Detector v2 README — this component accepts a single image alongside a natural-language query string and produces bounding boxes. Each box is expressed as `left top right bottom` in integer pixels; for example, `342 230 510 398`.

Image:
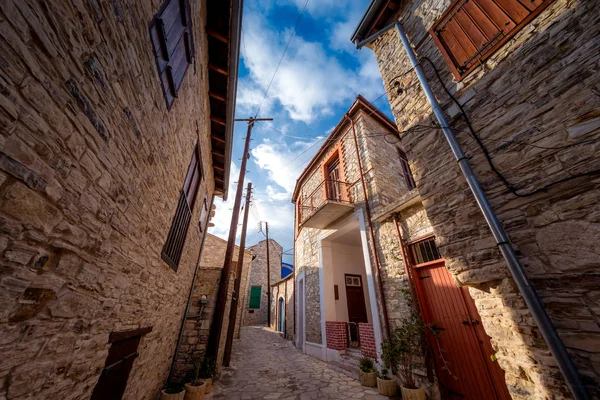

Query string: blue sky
208 0 393 266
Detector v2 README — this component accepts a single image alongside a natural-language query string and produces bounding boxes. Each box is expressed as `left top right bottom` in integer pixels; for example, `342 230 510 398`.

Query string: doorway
326 154 342 201
345 274 368 324
278 297 285 333
91 327 152 400
409 237 510 399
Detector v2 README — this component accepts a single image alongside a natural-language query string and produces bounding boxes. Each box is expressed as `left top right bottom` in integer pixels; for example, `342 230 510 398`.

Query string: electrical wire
253 0 310 119
418 56 600 197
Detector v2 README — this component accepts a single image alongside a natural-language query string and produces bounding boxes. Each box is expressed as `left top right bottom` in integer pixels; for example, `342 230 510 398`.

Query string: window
397 148 416 190
430 0 556 81
249 286 262 309
149 0 194 108
409 237 442 265
198 196 208 235
162 145 202 270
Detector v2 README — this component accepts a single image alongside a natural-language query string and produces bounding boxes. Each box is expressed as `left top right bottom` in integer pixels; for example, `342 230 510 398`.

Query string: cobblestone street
209 326 390 400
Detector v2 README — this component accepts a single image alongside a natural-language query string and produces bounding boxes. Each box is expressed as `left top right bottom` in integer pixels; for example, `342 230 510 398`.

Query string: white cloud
240 9 383 123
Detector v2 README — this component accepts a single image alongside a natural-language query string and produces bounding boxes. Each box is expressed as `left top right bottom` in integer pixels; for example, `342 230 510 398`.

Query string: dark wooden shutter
398 148 416 190
149 0 194 108
162 145 203 271
430 0 556 80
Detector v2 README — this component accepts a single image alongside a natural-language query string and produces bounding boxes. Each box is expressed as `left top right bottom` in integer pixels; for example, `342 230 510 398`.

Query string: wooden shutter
430 0 556 80
149 0 194 108
162 146 202 271
249 286 261 309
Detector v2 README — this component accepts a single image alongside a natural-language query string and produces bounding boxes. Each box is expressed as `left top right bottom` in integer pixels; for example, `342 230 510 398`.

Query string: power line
254 0 310 118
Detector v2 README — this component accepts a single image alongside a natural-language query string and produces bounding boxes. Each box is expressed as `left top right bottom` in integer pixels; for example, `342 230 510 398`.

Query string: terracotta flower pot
200 378 212 394
359 370 377 387
401 386 426 400
376 377 398 397
184 381 206 400
160 389 185 400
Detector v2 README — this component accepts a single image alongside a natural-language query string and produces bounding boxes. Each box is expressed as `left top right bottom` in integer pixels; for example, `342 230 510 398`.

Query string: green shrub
359 356 375 372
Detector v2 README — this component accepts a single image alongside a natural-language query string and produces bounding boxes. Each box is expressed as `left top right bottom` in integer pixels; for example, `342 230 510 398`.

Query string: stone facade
354 0 600 398
243 239 283 327
172 234 252 381
270 275 295 340
0 1 239 399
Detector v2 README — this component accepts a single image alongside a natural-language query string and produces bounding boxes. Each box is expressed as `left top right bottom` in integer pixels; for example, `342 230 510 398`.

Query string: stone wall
270 275 295 340
368 0 600 397
172 234 251 381
243 239 282 327
0 0 223 399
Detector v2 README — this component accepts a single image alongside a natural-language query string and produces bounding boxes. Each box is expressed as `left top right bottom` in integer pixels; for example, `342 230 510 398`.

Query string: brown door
413 261 511 399
345 274 368 324
327 156 341 201
91 333 143 400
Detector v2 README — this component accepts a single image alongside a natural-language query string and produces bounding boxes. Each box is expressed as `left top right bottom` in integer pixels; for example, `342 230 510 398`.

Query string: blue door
278 298 285 332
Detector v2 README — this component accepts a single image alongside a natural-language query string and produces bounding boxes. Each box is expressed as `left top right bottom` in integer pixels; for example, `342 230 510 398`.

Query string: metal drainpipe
168 194 215 382
346 114 391 338
356 21 588 400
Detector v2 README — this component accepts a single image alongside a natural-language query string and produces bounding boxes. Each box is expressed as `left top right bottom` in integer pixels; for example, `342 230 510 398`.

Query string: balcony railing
299 179 355 227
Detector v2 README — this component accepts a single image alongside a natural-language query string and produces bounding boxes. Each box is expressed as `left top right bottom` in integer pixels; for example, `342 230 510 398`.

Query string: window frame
429 0 556 81
161 144 203 271
397 148 416 190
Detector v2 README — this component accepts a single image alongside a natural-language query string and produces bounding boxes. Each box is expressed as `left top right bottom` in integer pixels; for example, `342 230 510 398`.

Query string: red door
409 238 510 399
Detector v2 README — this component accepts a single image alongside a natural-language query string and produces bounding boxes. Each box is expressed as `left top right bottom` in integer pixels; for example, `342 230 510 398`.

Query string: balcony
299 180 355 229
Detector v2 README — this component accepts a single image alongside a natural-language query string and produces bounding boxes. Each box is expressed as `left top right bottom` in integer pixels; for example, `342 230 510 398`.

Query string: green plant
380 367 390 380
164 381 184 394
358 356 375 373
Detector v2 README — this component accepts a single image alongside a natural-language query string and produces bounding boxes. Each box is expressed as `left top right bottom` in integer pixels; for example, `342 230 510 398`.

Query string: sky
208 0 393 267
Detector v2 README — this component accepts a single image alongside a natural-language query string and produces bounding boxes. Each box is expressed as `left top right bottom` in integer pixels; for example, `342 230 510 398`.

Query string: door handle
471 319 480 325
462 320 469 325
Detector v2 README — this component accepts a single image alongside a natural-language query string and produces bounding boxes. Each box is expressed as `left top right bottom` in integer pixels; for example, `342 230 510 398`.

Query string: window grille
409 237 442 265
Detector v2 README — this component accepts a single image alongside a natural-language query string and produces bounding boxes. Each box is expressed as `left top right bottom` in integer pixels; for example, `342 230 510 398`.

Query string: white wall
324 241 373 323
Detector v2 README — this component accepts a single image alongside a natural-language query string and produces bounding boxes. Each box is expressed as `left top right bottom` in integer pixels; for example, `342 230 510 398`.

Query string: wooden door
91 333 142 400
413 261 510 399
327 157 341 201
345 274 368 324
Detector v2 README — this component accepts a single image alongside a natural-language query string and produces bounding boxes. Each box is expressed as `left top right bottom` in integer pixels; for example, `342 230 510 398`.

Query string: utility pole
265 221 271 327
207 117 272 362
222 182 252 367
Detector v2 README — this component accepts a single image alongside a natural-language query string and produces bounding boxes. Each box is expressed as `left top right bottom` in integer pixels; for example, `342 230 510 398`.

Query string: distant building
243 239 283 326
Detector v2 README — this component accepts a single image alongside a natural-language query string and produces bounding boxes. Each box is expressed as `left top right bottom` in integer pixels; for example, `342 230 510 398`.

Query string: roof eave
350 0 389 44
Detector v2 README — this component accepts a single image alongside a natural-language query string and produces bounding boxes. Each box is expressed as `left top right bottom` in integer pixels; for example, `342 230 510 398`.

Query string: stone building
292 95 425 376
0 0 242 399
243 239 283 327
172 234 252 381
270 275 295 340
349 0 600 398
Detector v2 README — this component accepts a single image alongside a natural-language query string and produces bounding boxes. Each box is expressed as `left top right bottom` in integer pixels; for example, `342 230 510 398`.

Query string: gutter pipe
356 21 588 400
347 114 391 339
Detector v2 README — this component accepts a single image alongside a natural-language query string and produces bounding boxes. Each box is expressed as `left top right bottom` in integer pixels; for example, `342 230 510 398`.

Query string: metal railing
299 179 354 225
347 322 360 349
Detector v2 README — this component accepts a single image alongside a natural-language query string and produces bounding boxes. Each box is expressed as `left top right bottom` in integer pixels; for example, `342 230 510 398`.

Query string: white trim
357 208 384 364
317 239 328 361
304 341 326 360
296 271 306 353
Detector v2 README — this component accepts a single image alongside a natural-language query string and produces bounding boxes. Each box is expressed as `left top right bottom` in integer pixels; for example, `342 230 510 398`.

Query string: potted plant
358 356 377 387
184 355 207 400
378 338 399 397
160 382 185 400
198 356 216 394
395 311 427 400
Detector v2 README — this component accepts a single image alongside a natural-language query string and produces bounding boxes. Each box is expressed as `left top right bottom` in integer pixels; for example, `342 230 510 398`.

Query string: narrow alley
210 327 390 400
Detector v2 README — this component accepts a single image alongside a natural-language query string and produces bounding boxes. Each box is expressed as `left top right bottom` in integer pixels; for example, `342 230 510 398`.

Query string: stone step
343 348 363 362
328 360 360 380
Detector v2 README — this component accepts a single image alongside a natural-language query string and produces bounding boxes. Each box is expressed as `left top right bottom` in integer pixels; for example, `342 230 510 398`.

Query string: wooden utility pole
222 182 252 367
207 117 272 361
265 221 271 327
